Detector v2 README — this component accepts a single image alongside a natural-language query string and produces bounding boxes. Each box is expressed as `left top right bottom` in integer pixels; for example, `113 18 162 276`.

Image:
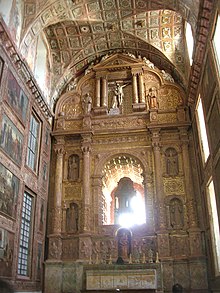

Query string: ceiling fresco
19 0 201 104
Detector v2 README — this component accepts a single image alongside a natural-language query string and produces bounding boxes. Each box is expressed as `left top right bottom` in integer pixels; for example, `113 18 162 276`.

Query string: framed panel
0 162 20 217
6 70 29 123
0 114 24 165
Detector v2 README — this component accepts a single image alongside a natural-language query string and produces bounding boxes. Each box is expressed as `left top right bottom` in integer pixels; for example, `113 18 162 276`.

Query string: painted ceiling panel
18 0 200 102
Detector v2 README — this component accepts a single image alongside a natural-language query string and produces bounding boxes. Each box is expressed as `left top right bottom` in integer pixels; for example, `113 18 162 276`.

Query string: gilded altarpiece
46 53 207 293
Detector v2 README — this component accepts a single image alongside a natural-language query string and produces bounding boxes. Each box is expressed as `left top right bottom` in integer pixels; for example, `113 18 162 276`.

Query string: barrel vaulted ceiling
19 0 201 104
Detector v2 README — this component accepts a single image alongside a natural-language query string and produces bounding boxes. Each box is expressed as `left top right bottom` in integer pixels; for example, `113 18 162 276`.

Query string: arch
94 151 149 177
95 153 148 226
51 41 186 105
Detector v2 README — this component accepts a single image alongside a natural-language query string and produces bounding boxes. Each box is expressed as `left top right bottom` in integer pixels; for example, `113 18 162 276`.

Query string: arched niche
101 154 146 226
54 91 82 119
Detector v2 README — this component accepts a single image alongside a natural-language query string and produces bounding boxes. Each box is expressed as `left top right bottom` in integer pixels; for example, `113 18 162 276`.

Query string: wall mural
6 70 29 122
0 114 23 165
0 229 14 277
0 162 20 217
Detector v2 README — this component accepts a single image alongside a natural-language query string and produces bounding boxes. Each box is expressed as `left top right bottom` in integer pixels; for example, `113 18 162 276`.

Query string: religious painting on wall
0 162 20 217
6 70 29 123
0 230 14 277
0 114 23 165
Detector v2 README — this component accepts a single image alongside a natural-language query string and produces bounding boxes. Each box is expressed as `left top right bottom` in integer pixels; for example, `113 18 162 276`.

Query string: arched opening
102 155 145 227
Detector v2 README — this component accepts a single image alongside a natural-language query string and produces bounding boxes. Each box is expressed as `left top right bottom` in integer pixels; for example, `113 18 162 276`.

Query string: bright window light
118 192 146 227
196 96 210 163
186 22 194 65
0 0 13 25
212 14 220 73
207 180 220 275
34 36 49 102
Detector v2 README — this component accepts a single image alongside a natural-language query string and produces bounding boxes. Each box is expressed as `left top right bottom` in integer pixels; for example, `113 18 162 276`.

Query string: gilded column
101 76 108 107
92 175 103 228
142 172 155 232
52 138 65 234
138 72 145 103
95 77 101 107
151 129 166 230
81 134 92 232
179 127 198 228
132 73 138 104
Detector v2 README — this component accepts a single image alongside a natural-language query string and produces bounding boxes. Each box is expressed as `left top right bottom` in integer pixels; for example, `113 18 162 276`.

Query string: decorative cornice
187 0 215 106
0 18 53 120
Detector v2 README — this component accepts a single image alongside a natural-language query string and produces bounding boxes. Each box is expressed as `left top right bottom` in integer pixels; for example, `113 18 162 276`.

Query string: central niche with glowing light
102 155 146 227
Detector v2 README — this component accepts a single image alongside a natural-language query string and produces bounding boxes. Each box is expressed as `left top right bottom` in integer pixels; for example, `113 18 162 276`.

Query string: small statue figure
148 249 154 263
161 69 174 82
67 79 77 91
165 148 179 176
66 202 79 233
147 87 158 109
170 198 184 229
82 93 92 114
156 252 160 263
68 155 79 180
114 82 129 106
143 57 155 69
85 62 94 75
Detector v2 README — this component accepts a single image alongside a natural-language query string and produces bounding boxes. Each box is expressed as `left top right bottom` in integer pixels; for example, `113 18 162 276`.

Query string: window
212 14 220 73
207 180 220 275
18 192 34 276
186 22 194 65
27 114 40 172
196 96 210 163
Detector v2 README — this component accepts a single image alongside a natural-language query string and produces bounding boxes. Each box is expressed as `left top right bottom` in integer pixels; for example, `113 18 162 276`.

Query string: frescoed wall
0 114 23 165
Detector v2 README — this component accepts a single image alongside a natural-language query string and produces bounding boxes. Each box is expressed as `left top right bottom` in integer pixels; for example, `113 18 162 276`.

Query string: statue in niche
80 240 90 259
82 93 92 114
66 202 79 233
147 87 158 109
68 155 79 180
165 148 179 176
169 198 184 229
133 239 141 263
113 82 130 106
117 228 131 262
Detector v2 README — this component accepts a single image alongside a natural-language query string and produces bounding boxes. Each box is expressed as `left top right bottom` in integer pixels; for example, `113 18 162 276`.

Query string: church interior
0 0 220 292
